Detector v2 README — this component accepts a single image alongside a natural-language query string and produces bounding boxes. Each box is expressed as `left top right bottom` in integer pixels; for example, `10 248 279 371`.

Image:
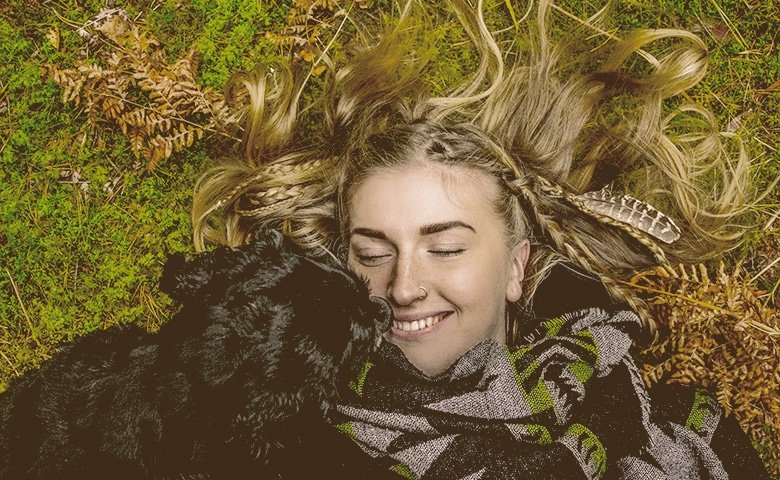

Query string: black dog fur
0 229 395 479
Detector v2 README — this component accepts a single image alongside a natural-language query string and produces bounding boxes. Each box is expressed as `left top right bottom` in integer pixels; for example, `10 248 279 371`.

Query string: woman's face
347 162 529 376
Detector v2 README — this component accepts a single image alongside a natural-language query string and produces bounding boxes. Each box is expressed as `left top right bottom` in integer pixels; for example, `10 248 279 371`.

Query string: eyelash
356 254 390 266
430 249 465 257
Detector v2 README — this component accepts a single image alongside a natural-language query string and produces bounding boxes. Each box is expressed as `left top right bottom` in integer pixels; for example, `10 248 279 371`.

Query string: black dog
0 230 395 479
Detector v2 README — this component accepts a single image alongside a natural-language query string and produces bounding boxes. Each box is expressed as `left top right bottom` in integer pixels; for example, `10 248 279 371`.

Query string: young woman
191 0 769 477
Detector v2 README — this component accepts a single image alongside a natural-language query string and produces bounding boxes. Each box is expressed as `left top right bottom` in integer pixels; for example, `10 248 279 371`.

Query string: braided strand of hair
217 158 327 211
509 177 597 270
508 176 656 335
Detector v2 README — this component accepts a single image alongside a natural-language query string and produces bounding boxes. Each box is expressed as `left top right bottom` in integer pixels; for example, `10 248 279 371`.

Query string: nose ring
417 286 428 300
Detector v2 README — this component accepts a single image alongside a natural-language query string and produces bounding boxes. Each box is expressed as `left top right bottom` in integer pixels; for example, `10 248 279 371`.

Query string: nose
386 252 425 306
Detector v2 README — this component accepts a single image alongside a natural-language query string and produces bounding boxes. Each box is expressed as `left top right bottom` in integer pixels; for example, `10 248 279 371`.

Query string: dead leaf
46 26 60 50
97 14 131 43
697 18 731 45
755 78 780 101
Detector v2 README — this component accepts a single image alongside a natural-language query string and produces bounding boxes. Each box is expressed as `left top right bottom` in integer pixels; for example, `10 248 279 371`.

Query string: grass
0 0 778 473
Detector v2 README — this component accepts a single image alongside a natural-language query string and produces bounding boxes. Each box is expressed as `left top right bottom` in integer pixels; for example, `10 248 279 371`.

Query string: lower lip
389 313 450 339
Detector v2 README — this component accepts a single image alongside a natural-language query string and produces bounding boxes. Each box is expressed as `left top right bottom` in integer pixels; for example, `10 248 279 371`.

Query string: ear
160 251 213 303
250 227 286 252
505 239 530 303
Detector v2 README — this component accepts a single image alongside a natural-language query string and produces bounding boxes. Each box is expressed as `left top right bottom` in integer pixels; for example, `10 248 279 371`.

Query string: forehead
348 162 502 230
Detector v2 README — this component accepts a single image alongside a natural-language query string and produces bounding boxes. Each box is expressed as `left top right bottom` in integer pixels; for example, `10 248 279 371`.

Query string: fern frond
632 263 780 476
47 9 236 170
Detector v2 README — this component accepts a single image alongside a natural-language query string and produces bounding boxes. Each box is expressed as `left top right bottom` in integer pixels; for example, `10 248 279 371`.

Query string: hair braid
192 155 336 252
507 175 656 336
509 176 599 271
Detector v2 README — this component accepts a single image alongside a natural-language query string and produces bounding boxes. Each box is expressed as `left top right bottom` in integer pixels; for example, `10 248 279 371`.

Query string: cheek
448 252 512 333
443 259 505 310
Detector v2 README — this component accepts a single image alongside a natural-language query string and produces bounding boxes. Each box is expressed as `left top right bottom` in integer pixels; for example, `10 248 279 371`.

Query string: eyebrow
350 228 388 240
419 220 475 236
350 221 475 240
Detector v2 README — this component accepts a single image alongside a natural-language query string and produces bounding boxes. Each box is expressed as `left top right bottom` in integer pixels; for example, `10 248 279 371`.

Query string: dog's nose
370 296 392 330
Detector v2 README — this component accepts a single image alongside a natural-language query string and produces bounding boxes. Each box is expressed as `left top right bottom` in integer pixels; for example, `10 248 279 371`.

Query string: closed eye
355 254 392 266
430 248 465 257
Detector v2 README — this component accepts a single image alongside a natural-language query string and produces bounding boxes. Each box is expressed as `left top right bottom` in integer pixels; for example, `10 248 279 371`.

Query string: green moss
180 0 288 89
0 3 778 475
0 1 209 378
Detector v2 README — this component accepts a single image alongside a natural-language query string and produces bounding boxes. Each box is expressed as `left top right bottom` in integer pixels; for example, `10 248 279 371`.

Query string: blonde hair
192 0 754 344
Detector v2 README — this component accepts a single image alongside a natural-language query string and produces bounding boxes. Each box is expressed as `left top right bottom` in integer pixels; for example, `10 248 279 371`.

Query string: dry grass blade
708 0 750 52
5 268 42 349
0 348 20 377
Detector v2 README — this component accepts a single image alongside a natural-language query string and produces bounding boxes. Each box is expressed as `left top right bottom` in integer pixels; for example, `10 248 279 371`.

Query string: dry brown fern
47 9 239 170
630 263 780 476
265 0 346 74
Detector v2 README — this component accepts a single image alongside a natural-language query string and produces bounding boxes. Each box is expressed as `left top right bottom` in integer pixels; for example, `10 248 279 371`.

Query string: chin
396 344 461 377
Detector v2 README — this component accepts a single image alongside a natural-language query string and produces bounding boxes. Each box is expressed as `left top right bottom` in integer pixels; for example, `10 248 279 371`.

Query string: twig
623 280 742 318
0 349 20 377
5 269 42 348
751 255 780 283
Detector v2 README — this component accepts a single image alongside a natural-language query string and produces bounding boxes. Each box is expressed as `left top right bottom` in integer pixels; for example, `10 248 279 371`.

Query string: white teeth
393 314 443 332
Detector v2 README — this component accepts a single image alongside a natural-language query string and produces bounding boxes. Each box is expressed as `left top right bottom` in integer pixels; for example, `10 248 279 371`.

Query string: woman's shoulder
529 263 618 320
520 263 622 344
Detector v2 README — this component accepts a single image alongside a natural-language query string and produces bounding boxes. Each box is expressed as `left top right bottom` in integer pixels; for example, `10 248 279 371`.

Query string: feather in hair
574 187 682 244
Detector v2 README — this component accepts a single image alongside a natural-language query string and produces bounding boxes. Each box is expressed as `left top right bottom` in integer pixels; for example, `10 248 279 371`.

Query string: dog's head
161 229 391 400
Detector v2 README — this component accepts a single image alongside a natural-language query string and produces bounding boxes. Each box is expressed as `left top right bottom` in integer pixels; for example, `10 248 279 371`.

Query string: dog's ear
160 229 290 304
159 252 213 303
249 228 287 253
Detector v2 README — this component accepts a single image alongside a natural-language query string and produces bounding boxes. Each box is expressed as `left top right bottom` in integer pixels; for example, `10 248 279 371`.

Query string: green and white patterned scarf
332 308 727 479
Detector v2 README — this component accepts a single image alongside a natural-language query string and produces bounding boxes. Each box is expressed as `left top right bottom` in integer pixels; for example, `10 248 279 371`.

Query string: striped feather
575 187 682 244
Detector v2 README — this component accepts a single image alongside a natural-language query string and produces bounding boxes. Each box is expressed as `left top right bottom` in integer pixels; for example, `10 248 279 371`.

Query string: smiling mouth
392 313 447 333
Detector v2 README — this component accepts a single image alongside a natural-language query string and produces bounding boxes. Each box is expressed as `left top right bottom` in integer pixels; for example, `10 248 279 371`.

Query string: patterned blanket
332 308 728 479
